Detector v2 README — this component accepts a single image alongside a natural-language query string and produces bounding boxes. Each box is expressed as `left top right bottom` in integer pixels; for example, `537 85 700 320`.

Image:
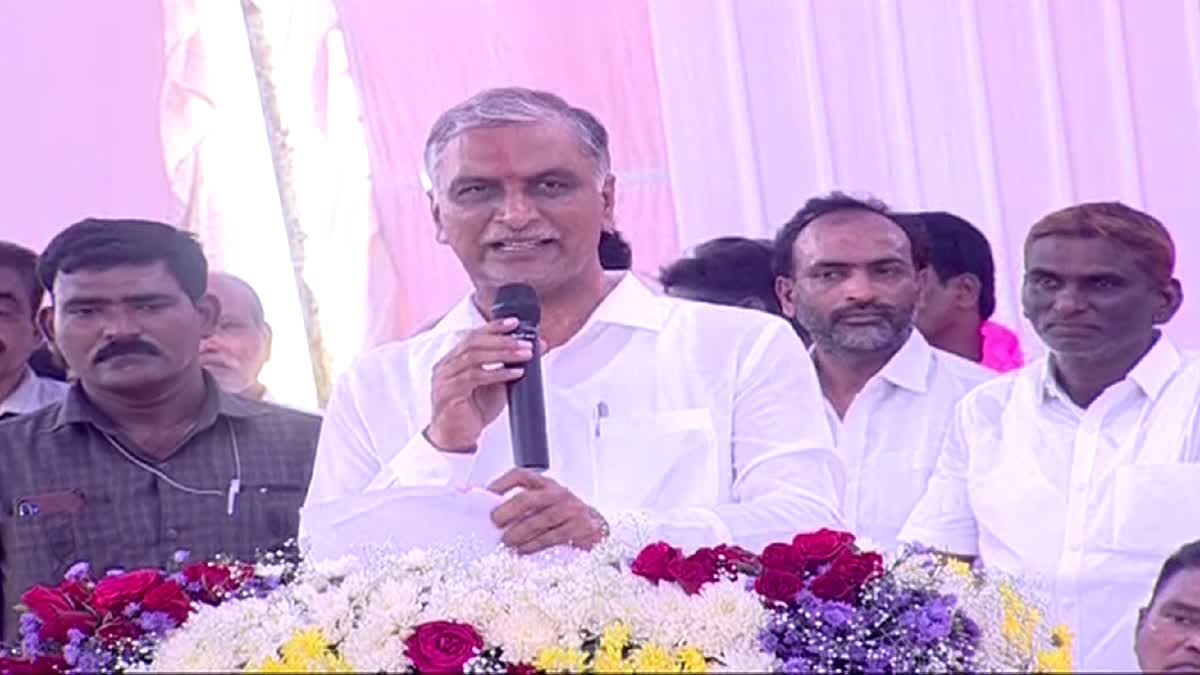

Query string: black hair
1148 539 1200 607
771 192 929 278
38 219 208 301
660 236 783 315
0 241 42 318
598 230 633 271
895 211 997 321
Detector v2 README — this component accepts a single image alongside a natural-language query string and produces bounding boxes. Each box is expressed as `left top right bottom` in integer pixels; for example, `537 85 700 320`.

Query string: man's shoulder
224 396 323 447
955 358 1042 415
930 348 998 390
0 401 67 442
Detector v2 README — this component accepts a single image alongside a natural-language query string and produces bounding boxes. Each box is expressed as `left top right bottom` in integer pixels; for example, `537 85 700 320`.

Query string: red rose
712 544 759 572
809 571 856 603
753 569 805 604
760 542 803 573
142 581 193 624
507 664 538 675
831 552 884 588
95 619 143 645
688 548 720 575
56 580 91 608
630 542 684 584
666 557 717 595
38 610 98 644
404 621 483 673
91 570 162 614
792 529 855 567
0 655 67 675
19 587 72 624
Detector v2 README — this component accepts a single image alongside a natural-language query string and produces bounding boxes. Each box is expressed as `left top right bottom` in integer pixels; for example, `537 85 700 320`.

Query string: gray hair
423 87 611 188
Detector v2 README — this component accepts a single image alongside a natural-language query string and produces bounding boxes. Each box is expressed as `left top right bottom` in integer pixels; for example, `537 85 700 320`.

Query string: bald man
199 273 272 400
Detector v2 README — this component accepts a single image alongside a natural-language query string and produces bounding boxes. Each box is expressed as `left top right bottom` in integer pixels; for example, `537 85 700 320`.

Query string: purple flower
136 610 177 633
64 561 91 582
173 549 192 564
123 602 143 618
18 613 39 637
105 568 126 577
20 629 41 657
63 641 81 666
75 646 115 673
820 602 854 629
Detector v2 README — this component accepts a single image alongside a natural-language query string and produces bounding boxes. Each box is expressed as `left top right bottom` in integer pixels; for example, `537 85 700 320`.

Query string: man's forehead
1026 235 1143 274
441 121 593 177
54 262 184 295
1158 568 1200 606
795 212 911 260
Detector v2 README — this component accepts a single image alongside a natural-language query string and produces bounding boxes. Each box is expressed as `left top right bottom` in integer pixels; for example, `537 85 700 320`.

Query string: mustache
94 340 161 364
831 303 897 322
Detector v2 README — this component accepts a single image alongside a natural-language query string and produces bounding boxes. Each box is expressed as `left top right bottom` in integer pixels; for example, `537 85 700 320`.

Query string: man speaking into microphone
303 88 846 554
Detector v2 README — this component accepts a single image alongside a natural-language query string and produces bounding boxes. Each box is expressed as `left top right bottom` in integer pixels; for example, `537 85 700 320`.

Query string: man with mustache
900 203 1200 671
1135 539 1200 674
0 219 321 640
0 242 67 419
305 87 845 555
199 272 272 401
772 193 992 550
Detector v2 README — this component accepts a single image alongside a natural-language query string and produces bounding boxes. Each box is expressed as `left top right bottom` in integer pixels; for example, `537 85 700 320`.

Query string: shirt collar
1 367 46 415
874 329 933 394
52 370 266 432
1038 333 1184 405
430 272 667 336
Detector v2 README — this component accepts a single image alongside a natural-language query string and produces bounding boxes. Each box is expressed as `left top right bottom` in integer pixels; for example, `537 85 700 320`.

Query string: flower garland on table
0 531 1072 674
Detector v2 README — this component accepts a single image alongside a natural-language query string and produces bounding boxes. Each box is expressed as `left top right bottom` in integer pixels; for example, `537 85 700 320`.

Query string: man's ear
196 294 222 338
37 306 56 346
262 323 274 361
952 273 982 311
775 275 798 319
601 174 616 224
428 191 449 245
1153 278 1183 325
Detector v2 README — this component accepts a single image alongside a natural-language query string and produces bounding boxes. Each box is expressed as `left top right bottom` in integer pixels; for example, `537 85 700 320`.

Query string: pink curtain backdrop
334 0 680 344
0 0 178 250
340 0 1200 353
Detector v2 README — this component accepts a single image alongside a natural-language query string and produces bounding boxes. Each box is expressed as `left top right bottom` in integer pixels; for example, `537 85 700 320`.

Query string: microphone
491 283 550 471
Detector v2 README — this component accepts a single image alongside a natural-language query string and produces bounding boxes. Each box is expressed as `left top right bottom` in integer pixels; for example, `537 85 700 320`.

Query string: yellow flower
1050 624 1074 649
675 647 708 673
534 646 589 673
943 558 973 580
253 629 352 673
1035 623 1076 673
600 621 632 655
631 644 677 673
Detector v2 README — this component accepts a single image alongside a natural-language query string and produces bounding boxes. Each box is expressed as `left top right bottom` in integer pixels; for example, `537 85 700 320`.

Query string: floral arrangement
0 530 1072 674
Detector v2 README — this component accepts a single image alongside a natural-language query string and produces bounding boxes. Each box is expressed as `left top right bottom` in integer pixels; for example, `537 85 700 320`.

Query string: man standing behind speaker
304 87 845 554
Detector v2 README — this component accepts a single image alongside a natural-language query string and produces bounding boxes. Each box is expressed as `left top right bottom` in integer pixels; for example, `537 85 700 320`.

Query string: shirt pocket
1108 464 1200 557
237 483 307 543
593 408 719 512
3 513 78 582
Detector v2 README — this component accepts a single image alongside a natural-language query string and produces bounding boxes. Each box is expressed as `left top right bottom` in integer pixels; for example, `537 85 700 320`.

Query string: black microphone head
492 283 541 325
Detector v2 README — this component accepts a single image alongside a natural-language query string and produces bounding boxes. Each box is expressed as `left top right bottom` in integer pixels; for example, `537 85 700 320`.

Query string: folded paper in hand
299 486 505 561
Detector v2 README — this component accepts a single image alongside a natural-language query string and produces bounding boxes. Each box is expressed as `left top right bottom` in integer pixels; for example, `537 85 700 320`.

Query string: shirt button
165 528 180 540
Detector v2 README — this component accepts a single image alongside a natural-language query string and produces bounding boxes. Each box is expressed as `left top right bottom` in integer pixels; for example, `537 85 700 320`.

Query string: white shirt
899 336 1200 672
822 331 993 551
304 273 846 552
0 367 68 418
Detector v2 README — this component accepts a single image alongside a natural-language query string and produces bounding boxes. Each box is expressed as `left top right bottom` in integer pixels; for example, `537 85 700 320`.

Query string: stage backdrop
3 0 1200 410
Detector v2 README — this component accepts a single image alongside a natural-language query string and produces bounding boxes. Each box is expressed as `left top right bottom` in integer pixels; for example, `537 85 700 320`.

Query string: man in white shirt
304 87 845 554
771 194 992 551
0 242 67 419
899 202 1200 672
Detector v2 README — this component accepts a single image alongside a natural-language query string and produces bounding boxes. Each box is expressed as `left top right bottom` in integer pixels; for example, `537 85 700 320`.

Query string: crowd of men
2 87 1198 672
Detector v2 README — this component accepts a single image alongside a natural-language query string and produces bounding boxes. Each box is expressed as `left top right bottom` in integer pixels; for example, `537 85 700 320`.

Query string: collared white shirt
304 273 846 552
899 336 1200 672
0 367 68 418
822 331 993 551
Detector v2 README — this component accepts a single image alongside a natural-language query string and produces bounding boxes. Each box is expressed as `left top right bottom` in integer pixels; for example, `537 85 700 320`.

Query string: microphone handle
507 324 550 470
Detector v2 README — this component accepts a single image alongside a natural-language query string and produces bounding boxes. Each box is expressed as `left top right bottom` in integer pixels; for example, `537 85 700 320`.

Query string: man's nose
495 190 537 228
100 308 141 340
841 270 878 304
1051 287 1088 315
